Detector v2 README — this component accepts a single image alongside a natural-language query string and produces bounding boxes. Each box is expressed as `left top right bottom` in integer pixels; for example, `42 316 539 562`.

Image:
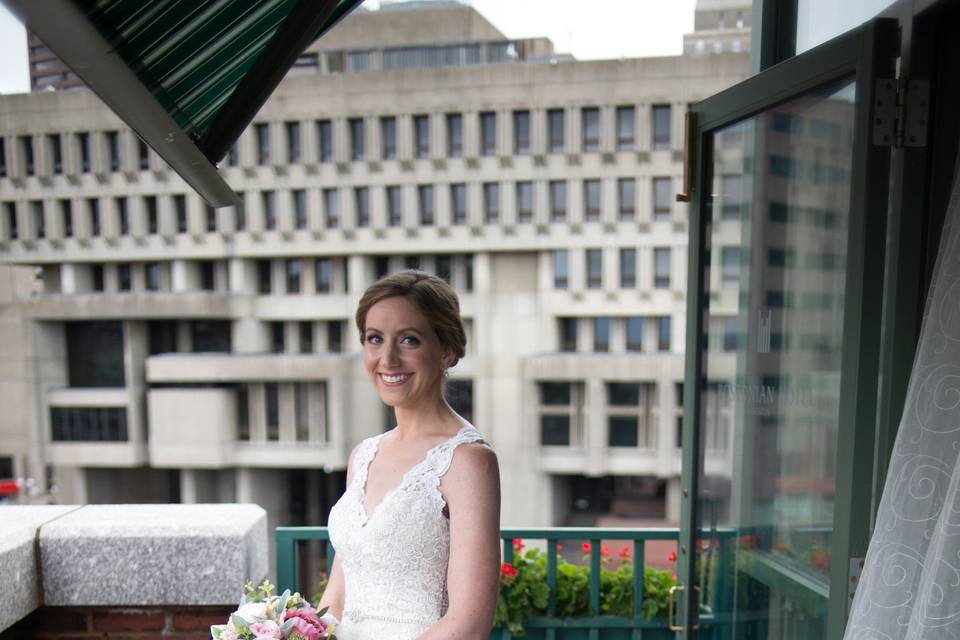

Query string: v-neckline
358 424 468 526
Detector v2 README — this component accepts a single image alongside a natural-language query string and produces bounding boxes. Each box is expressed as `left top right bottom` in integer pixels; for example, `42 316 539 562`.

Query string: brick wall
1 606 234 639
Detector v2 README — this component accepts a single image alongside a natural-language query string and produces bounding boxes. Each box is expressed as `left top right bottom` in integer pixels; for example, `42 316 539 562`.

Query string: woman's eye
401 336 420 346
366 334 382 344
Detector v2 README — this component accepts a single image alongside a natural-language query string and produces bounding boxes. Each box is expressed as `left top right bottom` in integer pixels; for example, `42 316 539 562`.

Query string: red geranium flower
600 546 612 557
739 534 759 548
667 550 678 563
618 547 632 560
772 542 787 552
500 562 518 577
512 538 525 553
581 542 592 554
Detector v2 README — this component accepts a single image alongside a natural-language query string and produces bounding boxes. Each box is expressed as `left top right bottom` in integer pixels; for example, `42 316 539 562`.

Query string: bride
321 270 501 640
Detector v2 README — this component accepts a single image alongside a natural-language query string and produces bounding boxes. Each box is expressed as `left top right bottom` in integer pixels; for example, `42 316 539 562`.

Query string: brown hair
355 270 467 367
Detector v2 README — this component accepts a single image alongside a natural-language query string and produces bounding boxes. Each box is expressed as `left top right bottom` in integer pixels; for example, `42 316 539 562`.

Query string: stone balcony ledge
0 504 267 633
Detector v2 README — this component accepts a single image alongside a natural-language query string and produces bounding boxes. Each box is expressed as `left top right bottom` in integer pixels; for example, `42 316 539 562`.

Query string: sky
0 0 696 94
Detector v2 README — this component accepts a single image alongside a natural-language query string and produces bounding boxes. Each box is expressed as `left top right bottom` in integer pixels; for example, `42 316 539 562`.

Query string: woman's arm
419 443 501 640
316 444 361 621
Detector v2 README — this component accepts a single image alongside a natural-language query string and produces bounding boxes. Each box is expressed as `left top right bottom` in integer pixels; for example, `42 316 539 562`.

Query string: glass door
675 18 899 640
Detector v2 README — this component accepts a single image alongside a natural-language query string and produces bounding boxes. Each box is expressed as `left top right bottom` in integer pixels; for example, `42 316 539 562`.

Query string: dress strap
425 425 490 480
352 433 387 488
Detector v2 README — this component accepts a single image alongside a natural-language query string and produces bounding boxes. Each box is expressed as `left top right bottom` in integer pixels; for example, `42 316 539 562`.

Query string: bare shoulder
445 441 500 487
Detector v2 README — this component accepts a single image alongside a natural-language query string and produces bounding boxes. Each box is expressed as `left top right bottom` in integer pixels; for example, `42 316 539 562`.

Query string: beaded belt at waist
343 608 434 626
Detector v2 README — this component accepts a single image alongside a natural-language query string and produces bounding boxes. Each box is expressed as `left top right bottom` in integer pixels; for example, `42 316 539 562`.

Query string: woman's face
362 295 450 411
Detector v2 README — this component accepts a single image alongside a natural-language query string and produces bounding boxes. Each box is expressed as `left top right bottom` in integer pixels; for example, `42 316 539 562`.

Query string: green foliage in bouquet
494 541 676 637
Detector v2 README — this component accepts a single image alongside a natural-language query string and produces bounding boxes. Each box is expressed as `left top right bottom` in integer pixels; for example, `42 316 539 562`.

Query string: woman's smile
379 372 413 386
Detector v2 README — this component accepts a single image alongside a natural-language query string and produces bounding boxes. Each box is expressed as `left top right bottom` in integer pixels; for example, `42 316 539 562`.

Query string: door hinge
874 78 930 148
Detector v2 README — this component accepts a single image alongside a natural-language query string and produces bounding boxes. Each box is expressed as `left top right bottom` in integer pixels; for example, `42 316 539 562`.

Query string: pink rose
249 620 283 639
283 608 329 640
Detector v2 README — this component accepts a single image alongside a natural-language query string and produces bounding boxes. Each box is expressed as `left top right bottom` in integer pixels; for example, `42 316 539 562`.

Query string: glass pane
695 78 856 637
796 0 895 54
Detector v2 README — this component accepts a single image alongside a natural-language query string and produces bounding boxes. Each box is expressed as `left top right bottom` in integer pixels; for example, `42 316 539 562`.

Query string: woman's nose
384 341 401 365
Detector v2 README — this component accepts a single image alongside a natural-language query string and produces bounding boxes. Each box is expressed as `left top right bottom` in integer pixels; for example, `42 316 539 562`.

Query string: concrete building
0 0 749 529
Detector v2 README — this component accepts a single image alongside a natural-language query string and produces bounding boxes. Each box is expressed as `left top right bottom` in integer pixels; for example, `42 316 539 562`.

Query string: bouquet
211 580 336 640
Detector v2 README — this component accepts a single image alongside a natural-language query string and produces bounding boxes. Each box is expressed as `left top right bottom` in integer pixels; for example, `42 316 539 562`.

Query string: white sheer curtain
845 158 960 639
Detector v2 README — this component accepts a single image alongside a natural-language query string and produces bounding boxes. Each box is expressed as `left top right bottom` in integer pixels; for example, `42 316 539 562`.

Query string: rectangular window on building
616 105 635 150
593 317 611 352
549 180 567 222
0 138 6 177
583 179 601 221
445 379 473 423
299 321 313 354
4 202 16 240
405 255 421 270
48 134 62 174
465 254 474 292
483 182 499 224
559 317 577 352
199 261 215 291
436 254 452 283
315 257 332 293
91 264 105 291
516 181 533 223
174 194 188 233
413 115 430 158
618 178 635 220
234 193 246 231
270 322 285 354
607 382 656 447
451 183 466 225
317 119 333 162
653 177 672 221
446 113 462 157
236 385 250 441
259 191 275 231
145 262 161 291
293 189 307 230
586 248 602 289
380 116 396 160
539 381 582 446
258 260 272 294
116 198 128 235
328 320 343 353
77 132 90 173
106 131 120 171
64 321 127 388
60 199 72 238
658 316 671 351
547 108 564 153
349 117 365 161
513 110 530 155
87 198 100 236
144 196 158 234
387 185 402 226
554 249 568 289
354 187 369 228
480 111 496 156
31 201 44 239
205 204 216 233
654 247 671 288
285 121 301 164
255 123 271 165
139 138 150 170
652 104 671 150
265 382 279 440
323 188 339 228
295 382 310 441
118 263 131 291
626 317 643 351
286 258 301 294
720 174 743 220
581 107 600 152
620 248 636 288
418 184 434 225
20 135 34 176
721 246 740 288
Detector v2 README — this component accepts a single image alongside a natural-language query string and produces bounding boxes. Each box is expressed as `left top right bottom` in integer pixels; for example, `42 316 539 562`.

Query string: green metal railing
276 526 683 639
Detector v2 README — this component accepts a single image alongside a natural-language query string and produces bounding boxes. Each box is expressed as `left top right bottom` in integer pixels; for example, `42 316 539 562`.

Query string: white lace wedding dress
327 423 489 640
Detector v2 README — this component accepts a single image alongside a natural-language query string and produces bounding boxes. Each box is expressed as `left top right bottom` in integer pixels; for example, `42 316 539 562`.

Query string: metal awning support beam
4 0 241 207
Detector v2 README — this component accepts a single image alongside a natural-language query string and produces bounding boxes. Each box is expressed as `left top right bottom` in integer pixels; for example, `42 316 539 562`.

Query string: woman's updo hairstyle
355 270 467 368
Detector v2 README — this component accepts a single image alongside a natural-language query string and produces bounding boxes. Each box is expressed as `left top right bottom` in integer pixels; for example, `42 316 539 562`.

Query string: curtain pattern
845 158 960 639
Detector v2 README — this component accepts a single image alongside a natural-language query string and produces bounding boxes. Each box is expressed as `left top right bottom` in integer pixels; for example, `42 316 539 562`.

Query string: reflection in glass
694 79 856 637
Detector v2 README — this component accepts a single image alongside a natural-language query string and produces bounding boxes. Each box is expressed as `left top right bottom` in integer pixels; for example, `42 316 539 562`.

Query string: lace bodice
327 423 488 640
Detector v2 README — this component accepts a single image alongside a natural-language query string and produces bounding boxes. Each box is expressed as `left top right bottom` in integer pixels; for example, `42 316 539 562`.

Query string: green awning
4 0 363 206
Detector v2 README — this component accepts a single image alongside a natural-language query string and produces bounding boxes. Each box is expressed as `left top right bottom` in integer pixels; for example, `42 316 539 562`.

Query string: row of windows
0 131 151 179
553 247 676 291
1 177 679 243
268 321 346 355
539 381 661 448
236 382 328 443
234 104 673 166
558 316 672 353
50 406 128 442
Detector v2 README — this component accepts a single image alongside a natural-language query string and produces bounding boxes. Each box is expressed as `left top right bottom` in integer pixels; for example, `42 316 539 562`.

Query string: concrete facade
0 1 749 528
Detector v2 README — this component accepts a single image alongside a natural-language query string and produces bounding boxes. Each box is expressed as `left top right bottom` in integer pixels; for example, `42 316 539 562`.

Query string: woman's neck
392 398 463 440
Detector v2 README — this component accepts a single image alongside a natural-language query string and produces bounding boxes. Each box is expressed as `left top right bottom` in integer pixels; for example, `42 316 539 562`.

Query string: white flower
235 602 268 623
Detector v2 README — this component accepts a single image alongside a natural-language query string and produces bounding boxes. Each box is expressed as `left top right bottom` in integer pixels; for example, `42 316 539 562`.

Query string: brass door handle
676 110 696 203
668 584 700 632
